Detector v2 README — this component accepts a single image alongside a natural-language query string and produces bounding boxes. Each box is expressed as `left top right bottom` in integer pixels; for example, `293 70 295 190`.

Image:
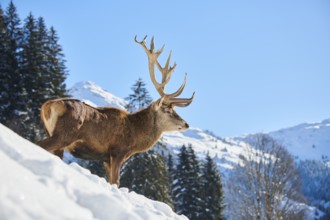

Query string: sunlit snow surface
162 128 253 171
0 124 187 220
70 81 127 109
269 119 330 161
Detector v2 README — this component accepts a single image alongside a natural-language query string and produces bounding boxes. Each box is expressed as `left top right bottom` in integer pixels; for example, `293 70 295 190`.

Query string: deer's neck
129 106 162 153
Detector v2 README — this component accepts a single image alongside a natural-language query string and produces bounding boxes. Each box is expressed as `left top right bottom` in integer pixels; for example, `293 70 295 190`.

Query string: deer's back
41 99 131 148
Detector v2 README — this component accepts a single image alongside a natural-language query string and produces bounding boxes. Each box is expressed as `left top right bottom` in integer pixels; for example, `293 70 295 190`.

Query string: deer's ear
154 97 165 111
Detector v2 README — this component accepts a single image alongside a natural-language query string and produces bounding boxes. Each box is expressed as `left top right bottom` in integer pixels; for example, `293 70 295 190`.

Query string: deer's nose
185 122 189 129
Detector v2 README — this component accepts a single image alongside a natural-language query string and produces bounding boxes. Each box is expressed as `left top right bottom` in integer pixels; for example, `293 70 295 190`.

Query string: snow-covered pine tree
173 145 203 220
200 153 225 220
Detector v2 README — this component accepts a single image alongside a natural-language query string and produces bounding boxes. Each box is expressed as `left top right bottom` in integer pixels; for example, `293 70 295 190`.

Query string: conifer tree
0 1 68 141
0 1 24 129
166 154 177 209
121 149 173 207
173 145 203 220
47 26 67 98
0 5 11 122
20 13 43 140
166 154 175 187
36 17 51 101
200 154 225 220
4 0 23 107
125 78 152 112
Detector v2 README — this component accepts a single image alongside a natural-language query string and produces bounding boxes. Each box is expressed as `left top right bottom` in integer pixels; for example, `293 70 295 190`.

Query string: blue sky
2 0 330 137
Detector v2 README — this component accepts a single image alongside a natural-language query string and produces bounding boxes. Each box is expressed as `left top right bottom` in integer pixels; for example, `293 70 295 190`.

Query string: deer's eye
163 108 172 114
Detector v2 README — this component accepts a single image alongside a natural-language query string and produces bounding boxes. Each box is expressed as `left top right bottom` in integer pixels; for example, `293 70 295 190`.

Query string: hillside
0 123 187 220
269 119 330 161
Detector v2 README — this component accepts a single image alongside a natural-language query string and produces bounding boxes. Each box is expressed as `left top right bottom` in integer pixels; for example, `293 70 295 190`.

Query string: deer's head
135 36 194 132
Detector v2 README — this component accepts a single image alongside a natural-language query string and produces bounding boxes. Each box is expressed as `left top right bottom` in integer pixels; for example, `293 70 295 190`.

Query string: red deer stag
37 36 194 185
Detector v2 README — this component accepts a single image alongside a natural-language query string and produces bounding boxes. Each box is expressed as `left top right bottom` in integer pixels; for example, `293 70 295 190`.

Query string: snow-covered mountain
0 123 187 220
70 81 127 109
269 119 330 161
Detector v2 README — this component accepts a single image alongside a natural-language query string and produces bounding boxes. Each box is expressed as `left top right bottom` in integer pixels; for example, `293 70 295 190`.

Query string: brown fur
37 98 189 185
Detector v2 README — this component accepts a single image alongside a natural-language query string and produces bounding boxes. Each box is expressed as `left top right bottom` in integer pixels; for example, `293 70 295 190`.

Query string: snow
162 128 254 171
69 81 127 109
0 123 187 220
269 119 330 161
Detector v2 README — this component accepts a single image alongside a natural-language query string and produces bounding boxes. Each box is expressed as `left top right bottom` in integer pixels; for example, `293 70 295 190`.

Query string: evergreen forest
0 1 67 142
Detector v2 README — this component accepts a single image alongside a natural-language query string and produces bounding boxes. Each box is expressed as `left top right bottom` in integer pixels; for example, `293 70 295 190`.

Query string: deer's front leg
107 153 127 186
103 159 112 183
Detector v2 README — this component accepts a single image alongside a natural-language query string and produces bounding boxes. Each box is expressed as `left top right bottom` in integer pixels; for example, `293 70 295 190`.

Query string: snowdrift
0 123 187 220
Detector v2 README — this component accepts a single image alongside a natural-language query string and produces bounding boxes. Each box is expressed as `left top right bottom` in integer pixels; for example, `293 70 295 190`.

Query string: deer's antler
135 35 194 107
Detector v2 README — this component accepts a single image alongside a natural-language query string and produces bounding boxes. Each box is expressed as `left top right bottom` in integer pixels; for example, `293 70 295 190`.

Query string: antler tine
150 36 165 58
135 35 164 58
150 36 155 53
134 35 147 44
156 50 177 89
169 73 187 98
134 35 148 54
170 92 195 107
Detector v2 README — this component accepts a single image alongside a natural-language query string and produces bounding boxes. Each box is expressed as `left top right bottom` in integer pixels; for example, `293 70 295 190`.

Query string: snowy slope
70 81 127 109
0 123 187 220
269 119 330 161
161 129 253 171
